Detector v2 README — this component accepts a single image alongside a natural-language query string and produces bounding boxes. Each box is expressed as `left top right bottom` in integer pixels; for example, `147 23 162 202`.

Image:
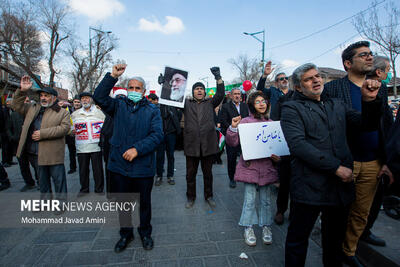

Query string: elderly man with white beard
71 92 106 197
12 76 70 212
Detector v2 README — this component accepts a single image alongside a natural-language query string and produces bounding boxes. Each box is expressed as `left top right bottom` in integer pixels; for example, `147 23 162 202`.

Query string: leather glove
158 73 165 85
210 67 221 80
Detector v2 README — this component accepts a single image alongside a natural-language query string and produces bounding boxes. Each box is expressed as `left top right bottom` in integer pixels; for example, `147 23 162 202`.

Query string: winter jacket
71 105 106 153
93 73 163 178
183 82 225 157
256 76 292 110
12 89 71 166
226 114 278 186
323 76 393 163
160 104 182 135
6 110 24 143
280 91 382 206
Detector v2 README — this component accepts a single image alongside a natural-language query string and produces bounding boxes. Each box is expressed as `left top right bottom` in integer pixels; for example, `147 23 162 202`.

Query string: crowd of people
0 40 399 267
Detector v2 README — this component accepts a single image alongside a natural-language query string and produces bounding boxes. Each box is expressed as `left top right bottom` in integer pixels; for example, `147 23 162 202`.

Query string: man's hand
335 166 353 183
378 164 394 185
20 75 33 91
158 73 165 85
111 64 127 79
231 115 242 128
210 67 221 80
361 79 381 102
270 154 281 163
122 147 138 162
32 130 40 141
262 61 274 78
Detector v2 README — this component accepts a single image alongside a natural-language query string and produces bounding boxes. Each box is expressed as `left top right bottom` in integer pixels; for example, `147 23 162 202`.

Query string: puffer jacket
226 114 278 186
93 73 163 178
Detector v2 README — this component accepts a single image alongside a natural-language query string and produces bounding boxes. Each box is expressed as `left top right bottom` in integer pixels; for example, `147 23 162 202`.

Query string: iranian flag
218 131 225 151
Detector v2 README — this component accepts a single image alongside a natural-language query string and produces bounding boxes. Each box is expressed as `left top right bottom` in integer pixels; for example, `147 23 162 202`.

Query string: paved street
0 149 330 267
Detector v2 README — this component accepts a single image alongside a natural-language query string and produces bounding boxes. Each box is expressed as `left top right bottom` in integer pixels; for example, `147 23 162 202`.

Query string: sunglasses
278 77 289 81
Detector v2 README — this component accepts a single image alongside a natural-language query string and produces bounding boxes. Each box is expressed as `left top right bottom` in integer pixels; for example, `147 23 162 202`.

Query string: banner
238 121 290 160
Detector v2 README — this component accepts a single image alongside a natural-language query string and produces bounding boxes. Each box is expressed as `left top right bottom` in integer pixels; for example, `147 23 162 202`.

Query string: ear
344 60 352 70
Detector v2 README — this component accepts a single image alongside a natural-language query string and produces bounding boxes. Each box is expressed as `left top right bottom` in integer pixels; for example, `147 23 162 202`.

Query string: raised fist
210 67 221 80
361 79 381 102
111 64 127 79
231 115 242 128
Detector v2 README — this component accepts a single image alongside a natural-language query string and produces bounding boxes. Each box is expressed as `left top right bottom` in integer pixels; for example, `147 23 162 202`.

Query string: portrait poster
158 66 189 108
238 121 290 160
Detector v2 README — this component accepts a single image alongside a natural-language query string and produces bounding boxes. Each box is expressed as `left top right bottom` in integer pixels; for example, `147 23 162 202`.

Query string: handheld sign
238 121 290 160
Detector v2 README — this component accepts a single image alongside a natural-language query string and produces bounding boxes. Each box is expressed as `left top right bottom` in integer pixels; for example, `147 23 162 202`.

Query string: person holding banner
71 92 105 196
226 91 280 246
280 63 382 267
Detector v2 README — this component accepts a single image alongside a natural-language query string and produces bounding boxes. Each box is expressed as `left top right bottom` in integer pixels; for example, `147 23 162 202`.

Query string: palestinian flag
218 130 225 151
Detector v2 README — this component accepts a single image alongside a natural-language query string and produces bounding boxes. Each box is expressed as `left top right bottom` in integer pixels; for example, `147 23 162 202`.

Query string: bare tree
0 0 44 88
228 54 282 89
69 29 117 95
32 0 72 87
353 1 400 97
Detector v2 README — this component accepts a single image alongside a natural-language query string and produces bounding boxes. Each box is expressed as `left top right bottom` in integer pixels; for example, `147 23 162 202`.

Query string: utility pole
89 27 112 93
243 29 265 73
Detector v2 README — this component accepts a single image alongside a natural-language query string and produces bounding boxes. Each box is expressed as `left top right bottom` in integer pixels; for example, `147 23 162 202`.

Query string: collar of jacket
293 90 323 103
124 96 149 107
49 100 61 112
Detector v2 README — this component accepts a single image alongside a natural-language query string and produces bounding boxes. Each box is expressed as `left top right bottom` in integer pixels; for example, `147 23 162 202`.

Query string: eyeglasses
355 51 374 59
278 77 289 81
255 100 267 105
169 78 186 86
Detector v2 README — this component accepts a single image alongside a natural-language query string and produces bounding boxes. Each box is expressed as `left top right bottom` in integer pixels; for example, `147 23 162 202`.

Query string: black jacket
386 111 400 176
160 105 182 135
6 110 24 143
270 90 296 121
219 101 249 136
281 91 381 206
323 76 393 163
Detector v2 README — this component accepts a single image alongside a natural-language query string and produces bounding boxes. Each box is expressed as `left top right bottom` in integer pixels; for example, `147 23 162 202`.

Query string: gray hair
369 56 390 77
292 63 318 88
127 76 146 90
231 87 241 94
275 72 286 81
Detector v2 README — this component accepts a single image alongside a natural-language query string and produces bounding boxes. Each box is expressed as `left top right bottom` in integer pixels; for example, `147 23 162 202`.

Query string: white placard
158 66 189 108
238 121 290 160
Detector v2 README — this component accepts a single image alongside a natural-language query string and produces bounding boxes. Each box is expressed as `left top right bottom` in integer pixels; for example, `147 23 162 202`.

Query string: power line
268 0 386 50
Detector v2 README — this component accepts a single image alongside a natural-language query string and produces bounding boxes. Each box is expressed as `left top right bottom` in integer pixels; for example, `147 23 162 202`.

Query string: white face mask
82 103 91 109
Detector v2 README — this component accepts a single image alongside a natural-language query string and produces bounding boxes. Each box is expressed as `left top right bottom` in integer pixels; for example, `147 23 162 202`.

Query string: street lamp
199 76 209 88
89 27 112 92
243 30 265 72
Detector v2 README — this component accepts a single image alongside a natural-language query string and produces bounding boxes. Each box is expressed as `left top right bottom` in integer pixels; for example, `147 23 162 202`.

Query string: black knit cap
79 92 93 99
38 87 58 97
192 82 206 95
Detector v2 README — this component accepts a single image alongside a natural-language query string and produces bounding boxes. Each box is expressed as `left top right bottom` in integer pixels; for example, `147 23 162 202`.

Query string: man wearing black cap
183 67 225 208
71 92 105 196
12 76 70 208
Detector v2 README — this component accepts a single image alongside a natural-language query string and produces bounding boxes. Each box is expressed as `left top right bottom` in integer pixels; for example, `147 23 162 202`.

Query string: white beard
170 88 184 101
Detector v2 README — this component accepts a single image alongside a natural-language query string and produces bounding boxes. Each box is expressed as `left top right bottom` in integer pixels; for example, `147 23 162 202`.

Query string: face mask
82 103 91 109
127 91 143 103
382 72 392 85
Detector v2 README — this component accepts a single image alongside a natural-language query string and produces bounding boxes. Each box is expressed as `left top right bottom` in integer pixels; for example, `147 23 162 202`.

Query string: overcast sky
45 0 400 95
